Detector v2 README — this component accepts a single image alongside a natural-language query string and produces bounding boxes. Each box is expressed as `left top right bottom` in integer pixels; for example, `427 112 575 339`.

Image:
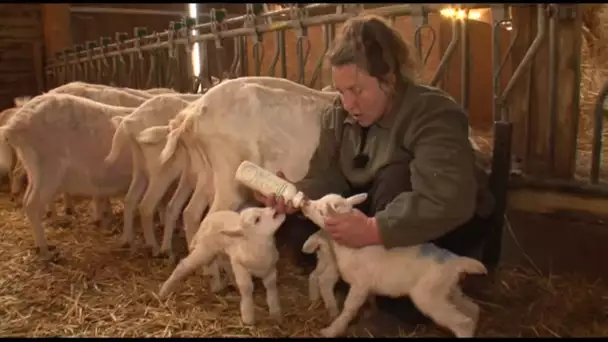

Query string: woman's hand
252 171 299 215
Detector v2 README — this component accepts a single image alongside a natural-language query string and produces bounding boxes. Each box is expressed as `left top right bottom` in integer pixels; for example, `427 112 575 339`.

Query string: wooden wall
0 4 44 110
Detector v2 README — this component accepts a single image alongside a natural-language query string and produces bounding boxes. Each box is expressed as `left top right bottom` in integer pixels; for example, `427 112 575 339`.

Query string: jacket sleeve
294 105 350 200
374 94 477 249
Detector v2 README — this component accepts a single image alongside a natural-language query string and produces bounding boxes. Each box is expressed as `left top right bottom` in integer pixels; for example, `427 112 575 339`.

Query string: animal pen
0 3 604 337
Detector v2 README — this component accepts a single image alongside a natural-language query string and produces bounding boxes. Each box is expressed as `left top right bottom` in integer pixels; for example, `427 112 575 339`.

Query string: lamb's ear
220 224 244 237
326 204 338 216
346 193 368 206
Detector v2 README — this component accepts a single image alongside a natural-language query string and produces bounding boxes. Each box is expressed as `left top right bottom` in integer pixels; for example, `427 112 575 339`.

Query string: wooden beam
42 4 72 59
508 188 608 218
552 5 582 179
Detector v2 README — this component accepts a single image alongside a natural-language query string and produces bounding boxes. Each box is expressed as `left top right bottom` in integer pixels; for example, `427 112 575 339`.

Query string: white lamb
300 193 487 338
158 207 285 325
104 93 201 254
0 93 134 259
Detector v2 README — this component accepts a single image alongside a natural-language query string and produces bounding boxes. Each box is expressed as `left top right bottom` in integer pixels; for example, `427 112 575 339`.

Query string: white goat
0 94 134 259
104 93 201 254
138 77 337 249
158 207 285 325
301 193 487 338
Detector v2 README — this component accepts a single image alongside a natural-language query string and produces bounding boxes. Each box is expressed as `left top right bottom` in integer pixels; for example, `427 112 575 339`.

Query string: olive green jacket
295 83 494 249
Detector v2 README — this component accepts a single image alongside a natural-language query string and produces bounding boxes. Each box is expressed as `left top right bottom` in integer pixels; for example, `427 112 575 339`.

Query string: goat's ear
346 193 368 206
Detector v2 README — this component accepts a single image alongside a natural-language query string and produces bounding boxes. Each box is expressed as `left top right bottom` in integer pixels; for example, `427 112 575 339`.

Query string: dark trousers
274 160 489 323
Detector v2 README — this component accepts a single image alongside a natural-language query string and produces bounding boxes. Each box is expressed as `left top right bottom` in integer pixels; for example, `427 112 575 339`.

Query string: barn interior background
0 3 606 337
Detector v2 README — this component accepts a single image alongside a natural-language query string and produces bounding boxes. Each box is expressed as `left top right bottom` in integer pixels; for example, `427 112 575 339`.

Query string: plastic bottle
234 161 307 208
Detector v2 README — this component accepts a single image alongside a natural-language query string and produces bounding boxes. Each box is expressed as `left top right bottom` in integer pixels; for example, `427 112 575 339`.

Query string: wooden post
552 4 582 179
42 4 72 60
509 6 535 172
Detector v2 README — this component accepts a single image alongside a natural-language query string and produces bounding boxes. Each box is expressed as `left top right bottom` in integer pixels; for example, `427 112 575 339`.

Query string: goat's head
302 193 368 228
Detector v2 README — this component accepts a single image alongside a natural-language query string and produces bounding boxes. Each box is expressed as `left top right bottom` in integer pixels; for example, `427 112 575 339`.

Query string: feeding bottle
235 161 307 208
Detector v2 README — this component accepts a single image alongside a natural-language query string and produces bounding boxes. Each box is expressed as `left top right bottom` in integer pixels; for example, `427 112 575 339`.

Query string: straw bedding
0 193 606 337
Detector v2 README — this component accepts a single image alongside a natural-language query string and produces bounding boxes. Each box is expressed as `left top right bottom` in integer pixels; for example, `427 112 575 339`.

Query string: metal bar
47 4 489 68
590 80 608 184
547 5 558 176
430 20 460 87
492 19 518 122
499 4 547 106
70 6 196 17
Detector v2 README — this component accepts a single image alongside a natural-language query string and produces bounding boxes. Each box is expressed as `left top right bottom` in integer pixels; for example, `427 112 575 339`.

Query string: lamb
104 93 202 253
300 193 487 338
158 206 285 325
0 93 134 259
139 76 337 249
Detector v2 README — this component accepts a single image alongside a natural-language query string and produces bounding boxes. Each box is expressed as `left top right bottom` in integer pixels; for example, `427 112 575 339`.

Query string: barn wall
0 4 44 110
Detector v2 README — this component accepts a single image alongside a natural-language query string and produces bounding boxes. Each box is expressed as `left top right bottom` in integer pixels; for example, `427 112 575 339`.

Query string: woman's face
332 64 389 127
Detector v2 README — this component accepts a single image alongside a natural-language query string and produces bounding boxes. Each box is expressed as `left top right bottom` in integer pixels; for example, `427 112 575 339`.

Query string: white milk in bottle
234 161 307 208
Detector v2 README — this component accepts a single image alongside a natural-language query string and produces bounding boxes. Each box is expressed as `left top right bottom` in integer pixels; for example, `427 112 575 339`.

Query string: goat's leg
62 193 75 215
119 170 147 248
231 261 256 325
160 171 193 258
320 284 369 337
182 178 210 246
262 267 281 321
138 172 176 255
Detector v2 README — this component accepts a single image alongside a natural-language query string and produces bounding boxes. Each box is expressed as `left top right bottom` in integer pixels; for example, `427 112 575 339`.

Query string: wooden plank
42 4 72 58
0 27 42 39
0 16 40 28
552 5 582 179
32 40 45 92
527 5 551 177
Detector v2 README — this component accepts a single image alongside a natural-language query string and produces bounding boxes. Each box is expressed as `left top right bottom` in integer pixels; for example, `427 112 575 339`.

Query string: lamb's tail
302 232 329 254
104 117 128 165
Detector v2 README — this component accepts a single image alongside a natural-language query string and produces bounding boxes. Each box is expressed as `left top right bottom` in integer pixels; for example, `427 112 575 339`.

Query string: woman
255 14 494 332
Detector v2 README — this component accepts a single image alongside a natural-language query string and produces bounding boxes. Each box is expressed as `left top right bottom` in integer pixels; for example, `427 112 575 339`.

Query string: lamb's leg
159 246 212 298
204 259 227 293
450 287 480 323
320 285 370 337
138 171 179 255
93 197 113 230
231 261 256 325
119 170 147 248
262 267 281 321
410 284 477 338
308 266 322 303
182 178 210 246
318 266 340 318
160 171 193 259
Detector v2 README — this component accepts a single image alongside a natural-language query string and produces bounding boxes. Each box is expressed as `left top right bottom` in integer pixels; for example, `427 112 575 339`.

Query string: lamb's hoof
64 207 74 215
117 238 135 250
157 251 177 264
52 217 72 229
45 211 52 219
210 280 227 293
34 245 57 253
